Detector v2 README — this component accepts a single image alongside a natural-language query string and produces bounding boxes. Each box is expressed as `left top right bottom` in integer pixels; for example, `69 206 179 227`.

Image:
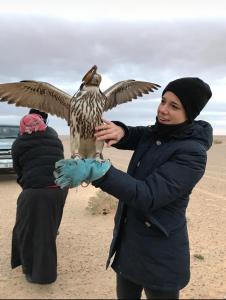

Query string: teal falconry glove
54 158 111 189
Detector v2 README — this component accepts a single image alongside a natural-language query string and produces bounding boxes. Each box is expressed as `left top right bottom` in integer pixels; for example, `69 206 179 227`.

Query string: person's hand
54 158 111 189
95 119 125 147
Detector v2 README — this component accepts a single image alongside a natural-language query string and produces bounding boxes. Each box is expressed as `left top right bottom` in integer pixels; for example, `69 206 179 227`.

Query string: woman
54 77 212 298
12 112 68 284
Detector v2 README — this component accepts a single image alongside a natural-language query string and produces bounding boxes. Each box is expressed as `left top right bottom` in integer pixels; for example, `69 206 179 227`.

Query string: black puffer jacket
12 127 64 189
93 120 212 291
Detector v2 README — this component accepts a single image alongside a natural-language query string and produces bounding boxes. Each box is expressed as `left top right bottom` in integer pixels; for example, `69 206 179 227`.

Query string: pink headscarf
19 114 47 135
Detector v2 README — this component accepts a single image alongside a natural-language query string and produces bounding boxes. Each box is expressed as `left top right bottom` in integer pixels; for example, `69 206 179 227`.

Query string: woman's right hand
95 119 125 147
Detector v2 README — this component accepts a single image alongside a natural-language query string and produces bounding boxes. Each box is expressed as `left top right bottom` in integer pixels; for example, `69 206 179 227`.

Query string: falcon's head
82 65 102 87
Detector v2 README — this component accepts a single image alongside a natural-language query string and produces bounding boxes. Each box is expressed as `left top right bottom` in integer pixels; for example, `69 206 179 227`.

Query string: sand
0 135 226 299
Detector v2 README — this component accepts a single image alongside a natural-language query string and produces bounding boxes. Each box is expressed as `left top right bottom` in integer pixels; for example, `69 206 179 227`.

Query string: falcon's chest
70 87 106 138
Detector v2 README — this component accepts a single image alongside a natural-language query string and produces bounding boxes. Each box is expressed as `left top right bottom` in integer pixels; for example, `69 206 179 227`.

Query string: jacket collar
150 119 213 151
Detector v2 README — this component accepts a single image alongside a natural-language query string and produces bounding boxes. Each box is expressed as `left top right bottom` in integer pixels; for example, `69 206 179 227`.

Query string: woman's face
157 91 187 125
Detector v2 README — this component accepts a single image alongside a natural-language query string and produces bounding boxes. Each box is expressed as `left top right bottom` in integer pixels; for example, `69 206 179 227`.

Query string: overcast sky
0 0 226 134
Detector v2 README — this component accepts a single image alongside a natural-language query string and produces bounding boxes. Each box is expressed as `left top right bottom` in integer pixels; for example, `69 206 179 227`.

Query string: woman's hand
95 119 125 147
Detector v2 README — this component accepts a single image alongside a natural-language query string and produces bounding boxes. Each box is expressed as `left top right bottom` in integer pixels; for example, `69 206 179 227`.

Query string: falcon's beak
82 65 97 84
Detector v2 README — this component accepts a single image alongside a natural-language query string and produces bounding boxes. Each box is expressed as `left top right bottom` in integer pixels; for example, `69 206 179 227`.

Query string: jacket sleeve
93 147 207 213
112 121 149 151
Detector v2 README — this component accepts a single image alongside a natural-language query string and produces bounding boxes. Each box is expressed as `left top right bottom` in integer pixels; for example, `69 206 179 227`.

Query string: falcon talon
71 154 81 160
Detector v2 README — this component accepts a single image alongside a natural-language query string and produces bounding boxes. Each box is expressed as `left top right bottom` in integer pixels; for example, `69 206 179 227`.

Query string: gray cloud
0 16 225 82
0 15 225 133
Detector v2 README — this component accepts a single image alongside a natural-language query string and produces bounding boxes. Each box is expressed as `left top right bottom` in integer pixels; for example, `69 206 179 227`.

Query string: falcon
0 65 160 159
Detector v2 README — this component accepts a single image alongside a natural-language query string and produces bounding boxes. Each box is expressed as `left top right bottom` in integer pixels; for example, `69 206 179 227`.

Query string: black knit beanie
29 109 48 124
162 77 212 122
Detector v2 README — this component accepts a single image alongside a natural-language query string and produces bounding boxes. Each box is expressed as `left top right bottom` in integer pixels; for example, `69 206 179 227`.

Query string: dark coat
11 126 67 283
93 120 212 291
12 127 64 189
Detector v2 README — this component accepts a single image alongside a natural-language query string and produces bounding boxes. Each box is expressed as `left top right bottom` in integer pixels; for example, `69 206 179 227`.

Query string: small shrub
193 254 204 260
214 139 223 144
86 189 118 215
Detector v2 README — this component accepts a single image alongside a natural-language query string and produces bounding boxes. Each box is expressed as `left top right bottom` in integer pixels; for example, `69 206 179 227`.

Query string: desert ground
0 135 226 299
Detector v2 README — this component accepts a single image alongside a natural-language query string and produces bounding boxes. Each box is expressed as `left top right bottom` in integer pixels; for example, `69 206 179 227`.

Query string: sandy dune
0 136 225 299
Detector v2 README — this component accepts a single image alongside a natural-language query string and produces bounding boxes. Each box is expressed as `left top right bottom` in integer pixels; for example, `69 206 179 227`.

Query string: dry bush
213 139 223 144
193 254 204 260
86 189 118 215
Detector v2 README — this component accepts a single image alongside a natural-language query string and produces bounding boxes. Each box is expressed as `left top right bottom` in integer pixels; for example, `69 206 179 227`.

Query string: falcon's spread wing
103 80 160 112
0 80 72 121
